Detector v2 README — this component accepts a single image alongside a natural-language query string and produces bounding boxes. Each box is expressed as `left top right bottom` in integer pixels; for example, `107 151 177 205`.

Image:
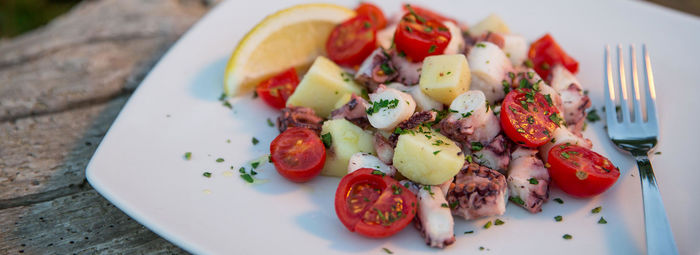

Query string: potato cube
320 119 376 177
419 54 471 105
469 14 510 36
393 129 464 185
286 56 364 117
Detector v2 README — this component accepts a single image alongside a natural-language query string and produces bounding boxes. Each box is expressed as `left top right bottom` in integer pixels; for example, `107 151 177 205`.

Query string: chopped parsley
544 94 554 107
203 172 212 178
461 110 473 118
465 155 473 163
562 234 572 240
549 113 563 126
432 149 441 154
371 170 386 176
266 118 275 127
553 198 564 204
222 101 232 109
251 162 260 169
363 21 371 28
216 158 224 163
528 178 539 185
252 137 259 145
321 133 332 148
560 151 570 159
591 206 602 214
239 167 246 173
391 184 402 195
380 63 395 75
423 26 433 33
471 142 484 151
524 59 534 68
483 221 492 229
423 185 435 196
586 109 601 122
441 203 449 208
494 219 505 225
184 152 192 160
476 43 486 48
252 91 258 98
428 45 437 53
510 196 525 205
240 173 254 183
366 99 400 115
382 247 394 254
554 215 563 222
654 151 662 155
464 230 474 234
527 115 535 124
598 217 608 224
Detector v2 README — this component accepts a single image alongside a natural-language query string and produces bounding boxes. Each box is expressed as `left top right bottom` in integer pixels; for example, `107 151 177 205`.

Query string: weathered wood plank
0 97 127 202
0 189 186 254
0 0 208 121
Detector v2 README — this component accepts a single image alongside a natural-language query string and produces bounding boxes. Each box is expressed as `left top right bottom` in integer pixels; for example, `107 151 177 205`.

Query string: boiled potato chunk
393 130 464 185
286 56 364 117
419 54 471 105
333 93 353 110
469 14 510 36
320 119 376 177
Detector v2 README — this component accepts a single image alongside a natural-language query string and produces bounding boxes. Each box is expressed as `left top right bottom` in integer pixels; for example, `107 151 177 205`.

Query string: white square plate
86 0 700 254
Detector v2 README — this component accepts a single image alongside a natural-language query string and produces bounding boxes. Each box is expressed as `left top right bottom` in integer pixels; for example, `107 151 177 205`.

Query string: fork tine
630 45 644 122
643 44 658 126
617 44 632 123
604 45 618 127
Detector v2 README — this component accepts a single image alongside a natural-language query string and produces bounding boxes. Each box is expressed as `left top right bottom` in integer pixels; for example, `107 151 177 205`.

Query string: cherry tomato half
402 4 458 24
393 12 451 62
501 89 561 148
335 168 418 238
270 127 326 182
547 144 620 197
326 15 377 67
256 68 299 109
356 2 386 29
528 34 579 80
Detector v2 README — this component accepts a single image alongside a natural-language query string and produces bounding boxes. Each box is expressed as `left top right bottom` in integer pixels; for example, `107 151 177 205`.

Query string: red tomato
326 15 377 67
334 168 418 238
255 68 299 109
402 4 458 24
528 34 579 80
501 89 561 148
547 144 620 197
270 127 326 182
394 12 451 62
356 3 386 29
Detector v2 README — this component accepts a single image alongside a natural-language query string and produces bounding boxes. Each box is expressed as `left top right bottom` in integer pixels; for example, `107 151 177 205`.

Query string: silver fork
604 45 678 254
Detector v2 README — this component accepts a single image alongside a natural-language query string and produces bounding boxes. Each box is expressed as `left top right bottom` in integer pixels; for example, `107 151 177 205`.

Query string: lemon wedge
224 4 355 96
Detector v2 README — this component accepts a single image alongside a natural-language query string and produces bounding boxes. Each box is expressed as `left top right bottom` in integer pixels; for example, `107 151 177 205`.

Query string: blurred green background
0 0 698 39
0 0 81 38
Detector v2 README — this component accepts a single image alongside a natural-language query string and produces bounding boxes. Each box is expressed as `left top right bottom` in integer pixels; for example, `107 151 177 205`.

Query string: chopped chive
252 137 259 145
554 215 563 222
184 152 192 160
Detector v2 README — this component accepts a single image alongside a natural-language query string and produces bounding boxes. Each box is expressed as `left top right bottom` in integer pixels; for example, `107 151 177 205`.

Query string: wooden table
0 0 696 254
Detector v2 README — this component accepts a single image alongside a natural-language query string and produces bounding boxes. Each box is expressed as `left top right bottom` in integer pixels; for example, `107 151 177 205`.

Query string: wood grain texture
0 189 186 254
0 0 213 253
0 0 208 122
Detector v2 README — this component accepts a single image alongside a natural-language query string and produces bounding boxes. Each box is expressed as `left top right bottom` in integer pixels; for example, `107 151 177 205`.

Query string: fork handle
634 154 679 255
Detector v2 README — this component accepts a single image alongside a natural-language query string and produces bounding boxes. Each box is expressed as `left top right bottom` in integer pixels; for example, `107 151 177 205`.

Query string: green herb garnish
321 133 332 148
203 172 212 178
563 234 572 240
554 215 563 222
184 152 192 160
598 217 607 224
483 221 492 229
528 178 539 185
494 219 505 225
216 158 224 163
591 206 602 214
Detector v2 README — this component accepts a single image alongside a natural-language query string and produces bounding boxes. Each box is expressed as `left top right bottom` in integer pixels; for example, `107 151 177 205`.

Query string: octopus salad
248 3 621 249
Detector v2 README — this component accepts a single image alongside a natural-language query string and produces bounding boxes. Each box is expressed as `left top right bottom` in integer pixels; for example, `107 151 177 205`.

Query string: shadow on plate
189 57 228 101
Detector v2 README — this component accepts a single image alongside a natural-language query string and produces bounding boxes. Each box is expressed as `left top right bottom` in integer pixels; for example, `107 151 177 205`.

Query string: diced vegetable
286 56 364 117
469 14 510 36
333 93 353 110
419 54 471 105
502 35 528 66
393 130 463 185
320 119 376 177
